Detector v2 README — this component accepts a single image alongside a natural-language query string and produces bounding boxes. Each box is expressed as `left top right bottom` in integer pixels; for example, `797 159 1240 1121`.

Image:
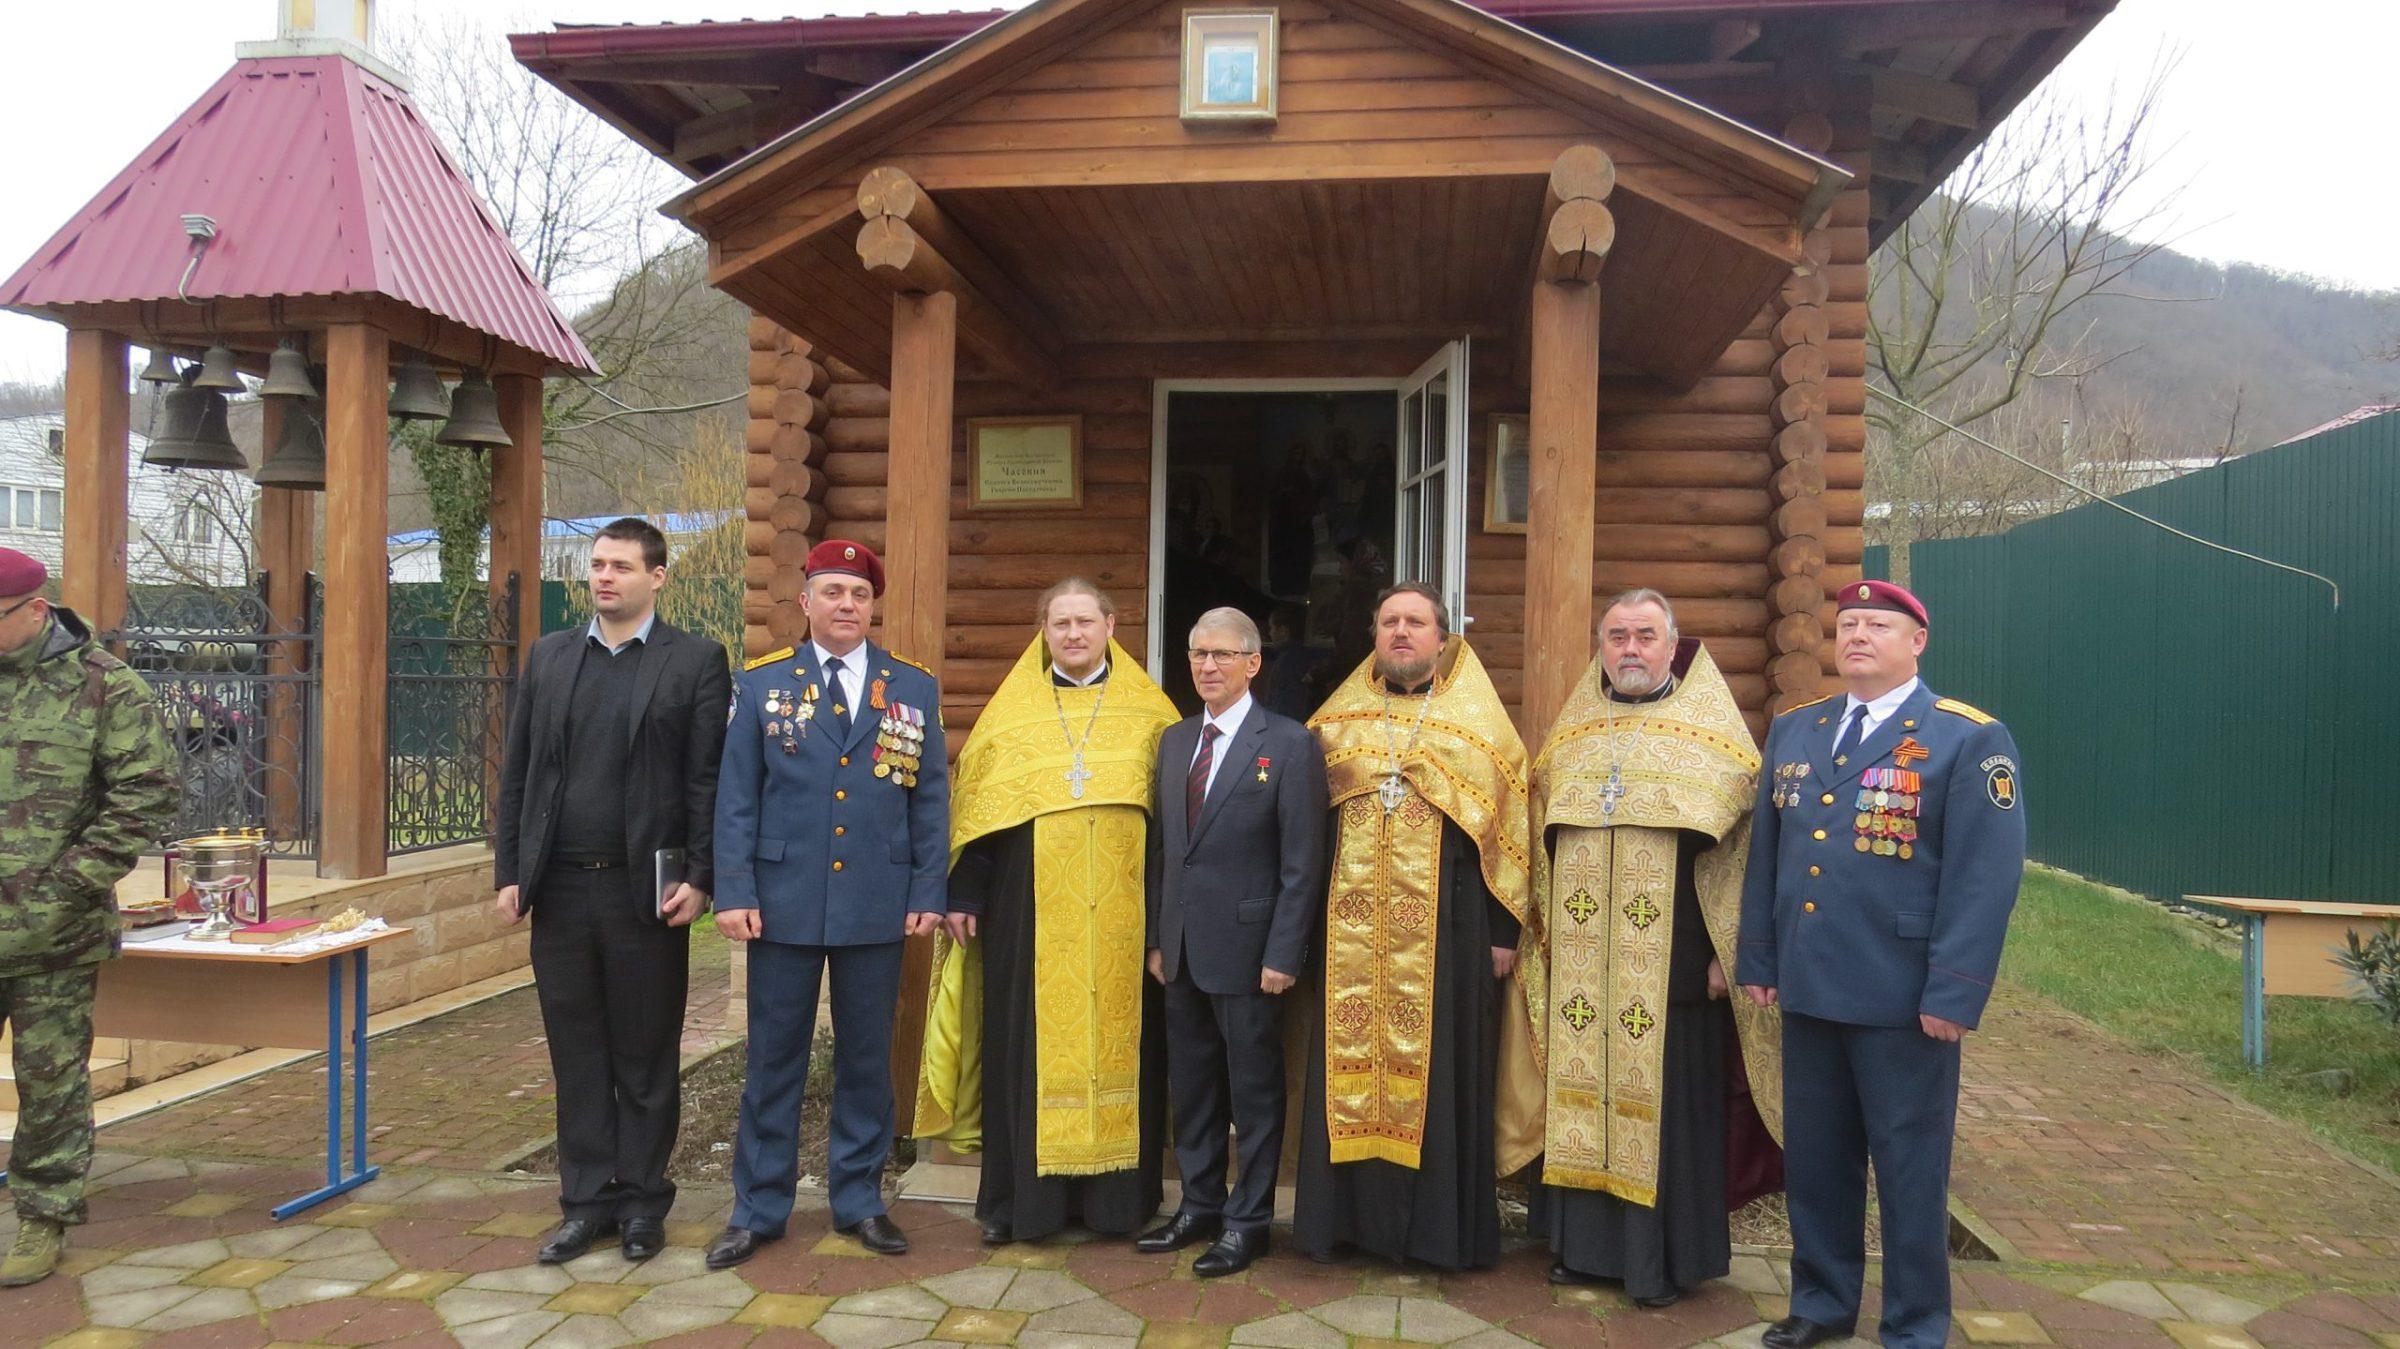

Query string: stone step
0 1052 129 1110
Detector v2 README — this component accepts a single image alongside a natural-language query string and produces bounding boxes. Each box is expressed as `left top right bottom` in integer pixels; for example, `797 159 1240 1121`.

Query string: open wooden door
1396 340 1472 626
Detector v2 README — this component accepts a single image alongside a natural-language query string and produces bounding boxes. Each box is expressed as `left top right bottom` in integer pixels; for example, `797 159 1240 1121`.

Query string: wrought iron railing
386 576 520 855
108 580 320 857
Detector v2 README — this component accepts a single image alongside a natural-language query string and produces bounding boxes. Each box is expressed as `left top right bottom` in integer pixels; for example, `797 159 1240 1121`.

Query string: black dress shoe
537 1218 618 1265
1631 1290 1681 1309
1193 1227 1267 1278
980 1219 1013 1245
1547 1261 1599 1286
1134 1210 1221 1254
1762 1315 1857 1349
841 1213 909 1255
620 1218 665 1262
704 1226 775 1270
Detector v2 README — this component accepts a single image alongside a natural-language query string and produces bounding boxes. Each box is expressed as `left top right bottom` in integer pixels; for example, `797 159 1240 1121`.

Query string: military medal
1256 755 1272 783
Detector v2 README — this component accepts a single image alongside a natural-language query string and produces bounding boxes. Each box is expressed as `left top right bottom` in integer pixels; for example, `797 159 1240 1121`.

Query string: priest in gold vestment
1530 590 1784 1305
914 581 1179 1243
1294 583 1542 1271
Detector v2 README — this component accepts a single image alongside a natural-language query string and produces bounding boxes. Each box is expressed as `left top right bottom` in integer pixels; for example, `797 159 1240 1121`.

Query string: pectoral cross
1377 774 1409 812
1065 753 1093 801
1599 766 1627 818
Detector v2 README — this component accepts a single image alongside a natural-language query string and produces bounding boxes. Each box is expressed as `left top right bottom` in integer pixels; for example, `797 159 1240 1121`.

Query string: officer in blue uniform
706 539 948 1269
1738 579 2025 1349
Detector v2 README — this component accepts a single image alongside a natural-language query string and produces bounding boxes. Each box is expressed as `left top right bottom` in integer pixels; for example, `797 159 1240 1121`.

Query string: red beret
0 547 47 598
806 539 885 597
1837 579 1927 627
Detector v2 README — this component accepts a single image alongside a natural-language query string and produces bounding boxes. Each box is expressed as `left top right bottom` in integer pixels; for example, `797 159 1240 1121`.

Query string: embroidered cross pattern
1561 992 1600 1032
1563 887 1600 925
1623 892 1662 930
1618 998 1658 1039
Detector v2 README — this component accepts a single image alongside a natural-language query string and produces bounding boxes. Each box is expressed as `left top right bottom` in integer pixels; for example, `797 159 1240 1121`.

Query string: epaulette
743 645 794 672
1934 697 1996 726
1776 693 1837 718
888 652 934 677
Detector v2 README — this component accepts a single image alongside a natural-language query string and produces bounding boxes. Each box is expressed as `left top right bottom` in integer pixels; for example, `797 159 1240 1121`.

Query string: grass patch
2001 866 2400 1174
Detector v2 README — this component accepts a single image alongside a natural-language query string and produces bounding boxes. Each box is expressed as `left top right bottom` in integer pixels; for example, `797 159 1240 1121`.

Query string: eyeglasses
1186 648 1253 667
0 595 40 621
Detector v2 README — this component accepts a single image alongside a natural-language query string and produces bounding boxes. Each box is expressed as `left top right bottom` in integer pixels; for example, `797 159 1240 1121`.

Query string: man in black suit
495 517 731 1265
1139 606 1329 1277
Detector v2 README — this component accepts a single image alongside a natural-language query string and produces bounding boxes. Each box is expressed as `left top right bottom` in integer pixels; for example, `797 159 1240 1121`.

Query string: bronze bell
136 348 182 384
144 369 248 471
260 340 318 399
388 351 448 421
434 370 511 449
254 396 326 490
193 343 245 392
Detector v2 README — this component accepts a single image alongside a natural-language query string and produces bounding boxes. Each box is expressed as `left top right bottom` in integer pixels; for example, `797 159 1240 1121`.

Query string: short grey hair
1189 606 1261 654
1373 582 1450 637
1600 588 1678 638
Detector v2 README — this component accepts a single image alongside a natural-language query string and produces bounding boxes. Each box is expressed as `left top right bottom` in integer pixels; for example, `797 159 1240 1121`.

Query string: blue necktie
1833 703 1869 763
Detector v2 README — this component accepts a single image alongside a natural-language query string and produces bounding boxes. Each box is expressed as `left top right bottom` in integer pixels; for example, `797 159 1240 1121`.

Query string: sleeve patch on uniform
1981 755 2018 810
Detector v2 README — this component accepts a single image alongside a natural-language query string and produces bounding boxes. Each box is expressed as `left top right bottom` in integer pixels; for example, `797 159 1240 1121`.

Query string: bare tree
1867 55 2192 543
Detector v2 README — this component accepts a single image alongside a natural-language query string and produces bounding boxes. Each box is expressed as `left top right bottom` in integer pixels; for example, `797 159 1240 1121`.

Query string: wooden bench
2181 895 2396 1069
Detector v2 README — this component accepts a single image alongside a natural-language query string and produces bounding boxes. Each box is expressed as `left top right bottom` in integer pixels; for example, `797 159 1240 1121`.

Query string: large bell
388 351 448 421
434 370 512 449
260 341 318 399
193 343 245 392
136 348 182 383
254 396 326 490
144 371 247 472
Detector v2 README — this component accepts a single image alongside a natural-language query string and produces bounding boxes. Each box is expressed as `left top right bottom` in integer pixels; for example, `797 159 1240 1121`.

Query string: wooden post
1525 278 1602 737
492 374 548 660
256 396 318 844
318 323 391 879
61 330 130 632
882 289 956 1132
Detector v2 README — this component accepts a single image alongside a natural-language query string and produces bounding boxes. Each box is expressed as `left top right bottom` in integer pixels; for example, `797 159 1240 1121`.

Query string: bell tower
238 0 403 87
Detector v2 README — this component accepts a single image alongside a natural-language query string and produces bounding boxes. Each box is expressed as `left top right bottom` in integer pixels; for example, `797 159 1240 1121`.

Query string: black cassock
949 820 1169 1241
1533 834 1735 1300
1294 817 1521 1271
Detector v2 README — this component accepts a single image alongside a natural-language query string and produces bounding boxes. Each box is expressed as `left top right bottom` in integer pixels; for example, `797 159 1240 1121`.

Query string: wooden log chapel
515 0 2110 1093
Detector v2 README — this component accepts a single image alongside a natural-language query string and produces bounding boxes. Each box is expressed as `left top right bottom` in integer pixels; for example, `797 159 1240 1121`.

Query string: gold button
1820 793 1835 805
840 756 850 767
834 826 846 837
1812 829 1827 841
1809 865 1821 877
832 860 845 872
835 790 847 801
1804 901 1817 913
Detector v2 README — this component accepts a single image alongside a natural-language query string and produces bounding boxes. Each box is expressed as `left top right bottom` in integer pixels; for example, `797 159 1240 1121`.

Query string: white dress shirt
1189 691 1254 798
812 640 865 714
1839 676 1923 749
584 611 656 656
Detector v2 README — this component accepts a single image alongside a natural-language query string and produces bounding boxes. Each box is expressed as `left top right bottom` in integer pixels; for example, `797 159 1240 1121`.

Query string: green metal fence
1902 411 2398 909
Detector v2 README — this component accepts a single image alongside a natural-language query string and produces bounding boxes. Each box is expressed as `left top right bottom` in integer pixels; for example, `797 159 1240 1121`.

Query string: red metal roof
0 55 595 375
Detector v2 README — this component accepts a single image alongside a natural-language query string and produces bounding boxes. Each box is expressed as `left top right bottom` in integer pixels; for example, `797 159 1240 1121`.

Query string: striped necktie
1186 723 1221 834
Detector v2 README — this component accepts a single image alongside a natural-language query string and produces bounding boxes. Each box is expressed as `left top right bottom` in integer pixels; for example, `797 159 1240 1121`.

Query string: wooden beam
1707 19 1763 62
673 86 845 163
492 374 548 664
61 330 130 633
1517 146 1615 385
1874 138 1936 185
318 322 391 880
857 213 1060 389
1833 3 2080 53
882 289 956 1136
1525 277 1602 737
1540 200 1617 283
1850 64 1983 131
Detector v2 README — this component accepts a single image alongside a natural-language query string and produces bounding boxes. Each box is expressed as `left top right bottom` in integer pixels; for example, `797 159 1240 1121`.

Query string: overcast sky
0 0 2381 382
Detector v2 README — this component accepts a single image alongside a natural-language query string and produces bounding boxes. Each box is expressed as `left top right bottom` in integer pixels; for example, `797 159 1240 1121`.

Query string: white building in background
387 512 735 584
0 411 252 587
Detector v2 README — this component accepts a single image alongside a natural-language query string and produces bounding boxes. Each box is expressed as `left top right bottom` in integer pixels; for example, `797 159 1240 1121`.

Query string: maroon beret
0 547 47 599
1837 579 1928 627
806 539 885 597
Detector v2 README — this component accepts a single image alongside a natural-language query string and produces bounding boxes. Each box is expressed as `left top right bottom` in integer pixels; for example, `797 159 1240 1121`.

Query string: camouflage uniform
0 606 177 1223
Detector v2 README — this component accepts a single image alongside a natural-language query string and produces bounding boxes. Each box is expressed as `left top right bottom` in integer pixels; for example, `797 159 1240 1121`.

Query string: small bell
144 369 248 471
254 396 326 490
260 340 318 399
136 348 182 384
193 343 245 392
434 370 511 449
388 351 448 421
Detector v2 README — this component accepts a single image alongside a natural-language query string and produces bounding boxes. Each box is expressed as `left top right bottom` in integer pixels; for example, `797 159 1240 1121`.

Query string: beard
1611 661 1664 695
1375 650 1438 689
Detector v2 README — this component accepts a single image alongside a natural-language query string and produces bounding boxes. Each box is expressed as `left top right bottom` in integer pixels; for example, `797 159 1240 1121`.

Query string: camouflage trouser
1 967 98 1225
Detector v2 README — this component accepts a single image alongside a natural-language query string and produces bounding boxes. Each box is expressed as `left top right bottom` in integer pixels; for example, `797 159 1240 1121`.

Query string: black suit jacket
495 619 732 911
1147 701 1329 995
